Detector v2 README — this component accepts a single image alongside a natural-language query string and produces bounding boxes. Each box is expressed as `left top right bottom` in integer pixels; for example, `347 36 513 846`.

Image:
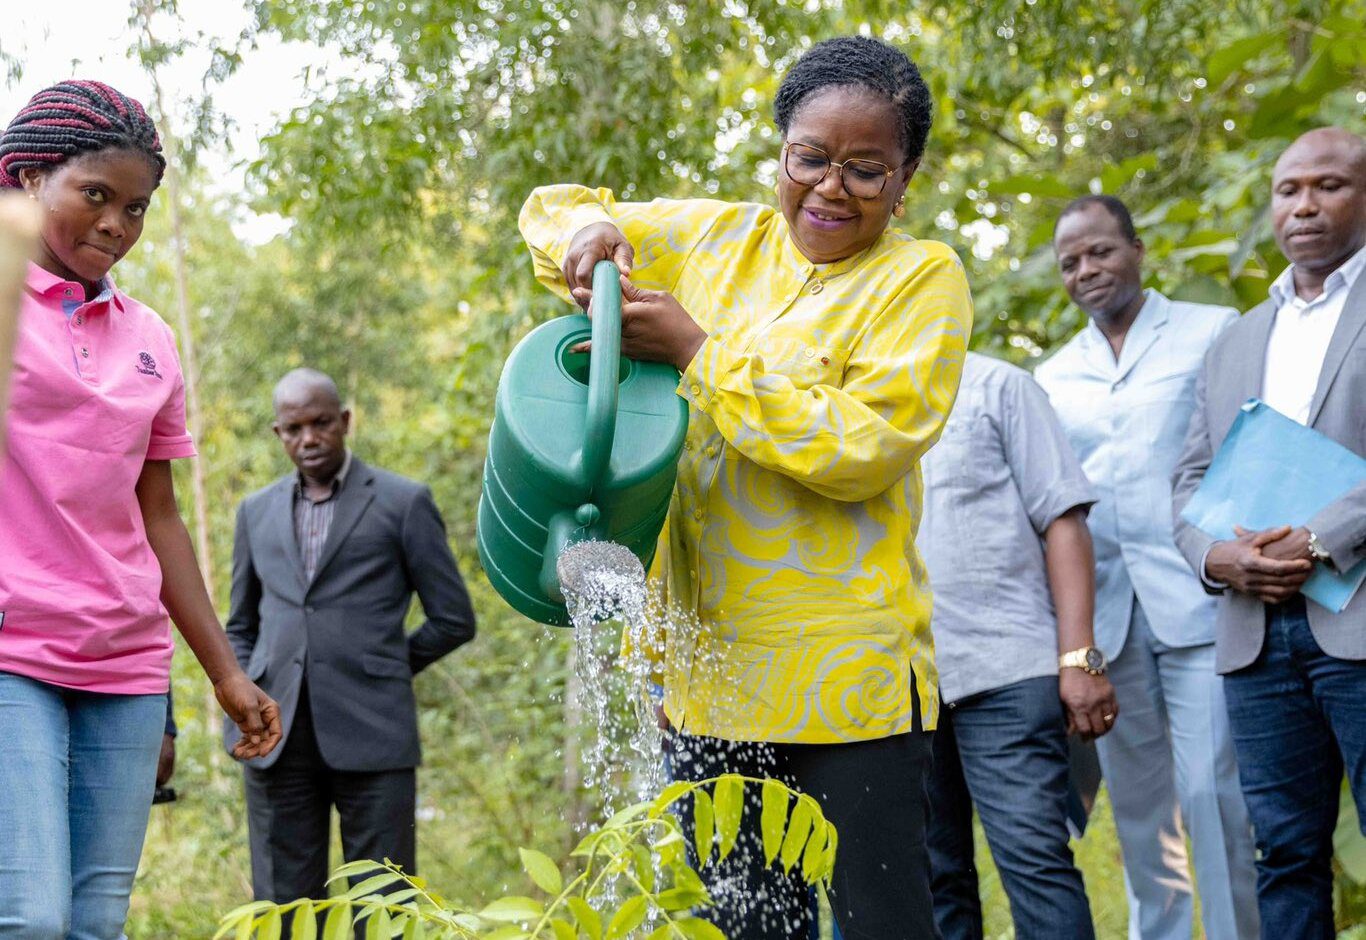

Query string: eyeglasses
782 142 901 199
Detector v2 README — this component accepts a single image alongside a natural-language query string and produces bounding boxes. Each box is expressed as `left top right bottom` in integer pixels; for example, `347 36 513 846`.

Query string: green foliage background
90 0 1366 934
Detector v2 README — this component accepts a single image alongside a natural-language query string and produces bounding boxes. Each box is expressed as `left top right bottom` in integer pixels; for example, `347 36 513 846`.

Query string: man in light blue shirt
1035 195 1258 940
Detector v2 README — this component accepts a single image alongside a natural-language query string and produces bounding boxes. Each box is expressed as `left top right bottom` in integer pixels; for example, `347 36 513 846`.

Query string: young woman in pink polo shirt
0 81 282 938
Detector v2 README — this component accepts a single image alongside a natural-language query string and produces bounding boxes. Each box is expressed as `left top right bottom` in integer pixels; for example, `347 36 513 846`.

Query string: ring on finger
1103 713 1115 723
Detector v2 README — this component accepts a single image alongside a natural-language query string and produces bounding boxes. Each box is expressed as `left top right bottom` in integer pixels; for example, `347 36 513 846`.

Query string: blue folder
1180 398 1366 612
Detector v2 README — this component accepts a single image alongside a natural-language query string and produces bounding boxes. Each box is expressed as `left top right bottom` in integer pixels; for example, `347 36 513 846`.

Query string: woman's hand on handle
571 275 708 372
215 670 283 760
562 221 634 303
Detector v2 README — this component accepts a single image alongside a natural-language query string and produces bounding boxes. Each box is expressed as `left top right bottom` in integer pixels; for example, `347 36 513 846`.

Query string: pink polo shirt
0 263 196 694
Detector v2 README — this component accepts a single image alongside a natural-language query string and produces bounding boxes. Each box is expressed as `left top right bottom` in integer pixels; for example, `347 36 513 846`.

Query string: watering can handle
580 259 621 492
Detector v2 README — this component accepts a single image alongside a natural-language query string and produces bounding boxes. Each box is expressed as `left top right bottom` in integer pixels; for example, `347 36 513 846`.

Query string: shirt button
692 509 704 521
705 445 718 458
75 316 83 325
804 347 816 358
689 569 698 580
80 347 89 358
63 288 73 298
809 281 823 294
689 384 702 397
684 440 693 451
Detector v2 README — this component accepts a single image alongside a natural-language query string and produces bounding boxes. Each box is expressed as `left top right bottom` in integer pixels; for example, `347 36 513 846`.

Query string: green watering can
477 260 689 626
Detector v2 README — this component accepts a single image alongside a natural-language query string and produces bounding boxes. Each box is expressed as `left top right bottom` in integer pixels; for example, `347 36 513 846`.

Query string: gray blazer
223 457 476 771
1172 277 1366 673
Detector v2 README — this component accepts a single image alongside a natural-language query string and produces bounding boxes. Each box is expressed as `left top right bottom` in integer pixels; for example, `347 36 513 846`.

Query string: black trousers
243 680 417 905
668 721 936 940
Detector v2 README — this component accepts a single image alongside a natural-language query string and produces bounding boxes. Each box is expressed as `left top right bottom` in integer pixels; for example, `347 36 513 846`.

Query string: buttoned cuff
678 335 735 414
1199 544 1228 594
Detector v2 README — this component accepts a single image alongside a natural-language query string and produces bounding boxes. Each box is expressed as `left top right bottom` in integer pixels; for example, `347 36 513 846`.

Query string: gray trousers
1096 597 1259 940
243 684 416 905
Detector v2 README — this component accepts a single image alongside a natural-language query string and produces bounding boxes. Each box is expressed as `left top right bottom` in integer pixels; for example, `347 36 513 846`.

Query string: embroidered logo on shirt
135 351 163 379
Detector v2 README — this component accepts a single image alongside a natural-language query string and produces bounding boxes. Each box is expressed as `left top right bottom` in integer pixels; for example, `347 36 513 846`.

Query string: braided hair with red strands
0 80 165 189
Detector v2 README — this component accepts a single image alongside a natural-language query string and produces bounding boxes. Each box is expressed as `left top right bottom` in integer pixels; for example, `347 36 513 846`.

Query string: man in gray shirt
921 351 1117 940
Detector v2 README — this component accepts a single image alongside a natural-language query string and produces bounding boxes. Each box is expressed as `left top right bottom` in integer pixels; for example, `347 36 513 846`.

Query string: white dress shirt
1263 244 1366 424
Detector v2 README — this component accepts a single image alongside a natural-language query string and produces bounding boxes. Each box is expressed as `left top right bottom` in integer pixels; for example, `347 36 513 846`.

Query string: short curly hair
0 80 165 189
774 36 933 164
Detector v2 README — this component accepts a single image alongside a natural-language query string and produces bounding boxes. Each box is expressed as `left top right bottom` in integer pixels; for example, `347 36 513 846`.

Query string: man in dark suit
1172 127 1366 937
225 367 476 904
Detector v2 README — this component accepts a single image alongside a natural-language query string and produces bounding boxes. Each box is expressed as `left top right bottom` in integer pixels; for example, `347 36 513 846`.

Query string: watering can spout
538 503 602 602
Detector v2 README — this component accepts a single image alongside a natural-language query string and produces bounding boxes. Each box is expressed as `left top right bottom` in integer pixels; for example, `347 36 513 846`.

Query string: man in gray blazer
225 368 476 906
1172 127 1366 938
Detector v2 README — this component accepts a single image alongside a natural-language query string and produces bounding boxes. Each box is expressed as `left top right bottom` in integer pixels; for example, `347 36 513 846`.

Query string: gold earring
893 199 906 218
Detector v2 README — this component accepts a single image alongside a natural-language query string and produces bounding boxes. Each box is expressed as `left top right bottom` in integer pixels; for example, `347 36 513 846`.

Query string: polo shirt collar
25 261 125 312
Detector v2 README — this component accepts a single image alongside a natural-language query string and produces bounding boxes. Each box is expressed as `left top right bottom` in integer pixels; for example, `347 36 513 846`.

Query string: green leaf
322 904 352 940
344 872 404 900
364 906 391 940
479 897 544 923
221 901 277 924
760 779 789 866
289 903 317 940
692 788 715 866
1206 30 1281 85
605 801 653 828
327 860 384 884
990 173 1073 199
402 915 424 940
519 847 563 896
567 897 603 940
655 885 709 911
482 928 530 940
650 780 693 816
802 819 827 880
672 918 728 940
822 825 840 882
631 842 656 892
778 797 814 874
551 919 578 940
236 915 253 940
1100 154 1158 195
606 896 648 939
711 775 743 862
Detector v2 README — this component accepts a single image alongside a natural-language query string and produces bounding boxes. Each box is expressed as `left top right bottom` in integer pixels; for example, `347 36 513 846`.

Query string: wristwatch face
1084 648 1105 672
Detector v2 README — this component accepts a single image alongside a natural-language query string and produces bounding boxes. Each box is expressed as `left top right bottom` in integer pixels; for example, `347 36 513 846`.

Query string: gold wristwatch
1059 646 1108 676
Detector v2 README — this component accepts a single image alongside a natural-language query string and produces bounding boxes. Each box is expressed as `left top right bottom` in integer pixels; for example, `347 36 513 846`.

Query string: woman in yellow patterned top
520 36 971 939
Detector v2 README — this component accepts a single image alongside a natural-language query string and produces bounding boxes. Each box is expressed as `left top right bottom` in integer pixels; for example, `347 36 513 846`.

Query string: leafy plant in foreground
216 774 837 940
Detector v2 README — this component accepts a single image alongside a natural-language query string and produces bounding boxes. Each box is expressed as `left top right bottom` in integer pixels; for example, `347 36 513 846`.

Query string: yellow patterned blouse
520 185 972 744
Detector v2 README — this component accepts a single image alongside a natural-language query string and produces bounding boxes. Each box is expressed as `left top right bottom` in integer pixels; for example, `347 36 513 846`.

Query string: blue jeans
1223 597 1366 940
926 675 1094 940
0 671 166 940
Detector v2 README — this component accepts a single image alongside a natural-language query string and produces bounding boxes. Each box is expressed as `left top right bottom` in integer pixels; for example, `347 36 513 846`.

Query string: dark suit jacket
223 457 476 771
1172 273 1366 672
